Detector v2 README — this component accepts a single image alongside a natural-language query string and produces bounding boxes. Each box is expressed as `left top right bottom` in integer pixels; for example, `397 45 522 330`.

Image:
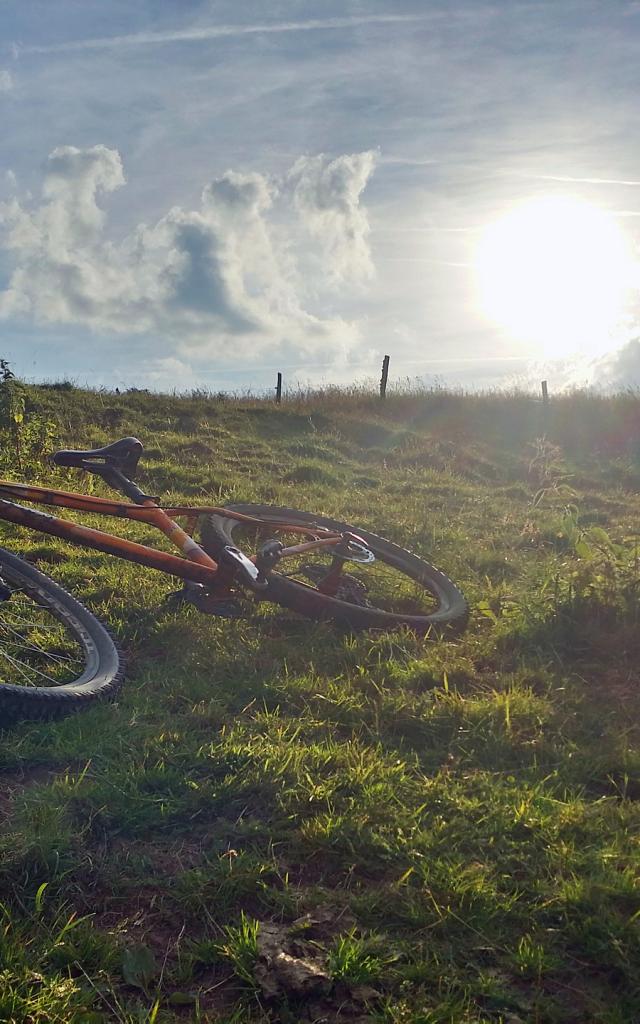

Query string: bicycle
0 436 468 721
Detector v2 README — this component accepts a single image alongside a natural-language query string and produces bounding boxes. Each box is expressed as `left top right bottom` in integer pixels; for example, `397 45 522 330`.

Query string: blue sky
2 1 640 392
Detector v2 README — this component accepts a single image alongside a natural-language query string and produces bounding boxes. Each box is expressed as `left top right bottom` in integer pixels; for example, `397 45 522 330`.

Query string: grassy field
1 382 640 1023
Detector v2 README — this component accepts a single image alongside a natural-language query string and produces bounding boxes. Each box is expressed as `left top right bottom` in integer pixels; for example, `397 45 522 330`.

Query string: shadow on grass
495 594 640 668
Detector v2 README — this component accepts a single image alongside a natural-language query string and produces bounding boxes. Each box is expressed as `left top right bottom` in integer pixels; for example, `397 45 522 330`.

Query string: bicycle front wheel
0 548 123 724
201 505 469 633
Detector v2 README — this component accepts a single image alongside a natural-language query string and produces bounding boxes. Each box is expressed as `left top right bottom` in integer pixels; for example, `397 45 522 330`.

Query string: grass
216 914 260 989
0 382 639 1021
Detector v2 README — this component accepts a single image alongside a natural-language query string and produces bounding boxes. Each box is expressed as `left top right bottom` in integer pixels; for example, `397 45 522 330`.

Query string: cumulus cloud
0 70 13 93
146 356 198 387
504 334 640 394
0 144 376 358
584 337 640 391
288 151 378 283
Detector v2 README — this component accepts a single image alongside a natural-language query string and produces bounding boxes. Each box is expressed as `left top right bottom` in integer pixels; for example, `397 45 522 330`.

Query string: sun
474 196 637 358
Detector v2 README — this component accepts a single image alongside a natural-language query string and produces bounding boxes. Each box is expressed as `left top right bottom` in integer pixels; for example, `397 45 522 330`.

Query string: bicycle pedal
220 545 269 590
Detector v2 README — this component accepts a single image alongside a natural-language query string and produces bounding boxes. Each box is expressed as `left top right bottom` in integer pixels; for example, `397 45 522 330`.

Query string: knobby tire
0 547 123 724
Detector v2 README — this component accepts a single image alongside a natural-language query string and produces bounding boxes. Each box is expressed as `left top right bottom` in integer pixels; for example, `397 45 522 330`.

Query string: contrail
22 14 431 55
372 226 479 234
378 257 472 268
537 174 640 186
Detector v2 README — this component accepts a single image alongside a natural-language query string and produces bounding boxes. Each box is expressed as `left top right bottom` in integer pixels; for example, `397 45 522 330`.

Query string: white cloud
288 151 378 283
587 337 640 391
503 335 640 395
0 70 13 93
0 145 376 358
146 356 197 388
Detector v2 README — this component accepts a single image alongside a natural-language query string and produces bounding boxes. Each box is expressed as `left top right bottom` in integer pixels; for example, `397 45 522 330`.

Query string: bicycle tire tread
0 548 124 724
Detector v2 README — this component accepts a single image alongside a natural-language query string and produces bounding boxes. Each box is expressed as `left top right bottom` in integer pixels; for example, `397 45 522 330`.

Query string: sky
2 0 640 393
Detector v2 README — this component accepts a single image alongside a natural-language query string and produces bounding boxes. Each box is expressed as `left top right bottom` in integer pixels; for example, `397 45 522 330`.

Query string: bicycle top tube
0 480 342 540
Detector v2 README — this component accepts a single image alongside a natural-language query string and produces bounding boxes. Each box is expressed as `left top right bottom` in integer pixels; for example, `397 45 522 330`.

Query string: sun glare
475 196 637 358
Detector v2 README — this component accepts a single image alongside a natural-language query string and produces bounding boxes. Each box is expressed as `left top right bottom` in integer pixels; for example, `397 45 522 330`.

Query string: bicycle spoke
0 628 77 664
233 521 437 615
200 506 467 631
0 590 87 687
0 647 50 686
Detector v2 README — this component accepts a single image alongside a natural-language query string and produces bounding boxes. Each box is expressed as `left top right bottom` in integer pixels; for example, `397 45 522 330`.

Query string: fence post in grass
541 379 549 433
380 355 390 399
275 372 282 404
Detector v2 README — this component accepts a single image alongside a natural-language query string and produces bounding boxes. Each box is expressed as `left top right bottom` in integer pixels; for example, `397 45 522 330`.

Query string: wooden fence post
380 355 390 399
275 372 282 404
540 379 550 433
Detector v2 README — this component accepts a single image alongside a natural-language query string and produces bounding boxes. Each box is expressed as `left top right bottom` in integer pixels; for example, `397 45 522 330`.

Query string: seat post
97 465 156 505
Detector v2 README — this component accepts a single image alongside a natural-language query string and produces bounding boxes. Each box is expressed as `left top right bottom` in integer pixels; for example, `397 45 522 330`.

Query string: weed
328 929 391 984
215 912 260 988
0 361 58 475
528 436 575 507
512 933 558 980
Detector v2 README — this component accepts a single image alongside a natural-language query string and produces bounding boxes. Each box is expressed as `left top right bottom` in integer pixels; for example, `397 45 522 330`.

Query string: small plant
512 933 558 980
528 437 575 508
328 929 389 984
0 359 58 475
215 912 260 987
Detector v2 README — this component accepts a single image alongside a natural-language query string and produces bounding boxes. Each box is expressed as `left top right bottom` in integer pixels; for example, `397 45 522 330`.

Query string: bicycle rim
0 548 123 722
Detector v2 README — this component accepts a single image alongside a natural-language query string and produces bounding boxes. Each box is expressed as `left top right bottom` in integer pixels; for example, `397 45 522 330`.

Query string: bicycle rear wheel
201 505 468 633
0 548 123 723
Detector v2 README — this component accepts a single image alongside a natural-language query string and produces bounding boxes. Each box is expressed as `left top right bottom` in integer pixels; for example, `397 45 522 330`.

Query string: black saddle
53 437 144 479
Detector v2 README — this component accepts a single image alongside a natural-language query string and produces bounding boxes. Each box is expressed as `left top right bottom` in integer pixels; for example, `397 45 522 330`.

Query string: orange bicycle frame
0 481 342 588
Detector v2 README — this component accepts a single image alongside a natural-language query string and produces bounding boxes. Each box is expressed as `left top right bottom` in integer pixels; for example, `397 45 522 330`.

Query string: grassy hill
1 383 640 1023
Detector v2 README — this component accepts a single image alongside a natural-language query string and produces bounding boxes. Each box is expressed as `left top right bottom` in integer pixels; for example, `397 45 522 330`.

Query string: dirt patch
90 896 374 1022
250 914 379 1022
107 834 210 875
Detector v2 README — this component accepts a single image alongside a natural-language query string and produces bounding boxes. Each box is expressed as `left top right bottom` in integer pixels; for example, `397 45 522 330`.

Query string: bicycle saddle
53 437 144 477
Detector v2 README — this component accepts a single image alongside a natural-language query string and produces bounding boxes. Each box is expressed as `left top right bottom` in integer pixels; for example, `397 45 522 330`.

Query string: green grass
0 382 640 1021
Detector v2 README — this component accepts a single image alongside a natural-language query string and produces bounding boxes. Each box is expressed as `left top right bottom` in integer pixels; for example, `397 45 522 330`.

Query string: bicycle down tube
0 481 343 587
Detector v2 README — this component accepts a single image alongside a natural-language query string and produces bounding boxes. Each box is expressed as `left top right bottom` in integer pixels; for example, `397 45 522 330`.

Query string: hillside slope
0 384 639 1023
